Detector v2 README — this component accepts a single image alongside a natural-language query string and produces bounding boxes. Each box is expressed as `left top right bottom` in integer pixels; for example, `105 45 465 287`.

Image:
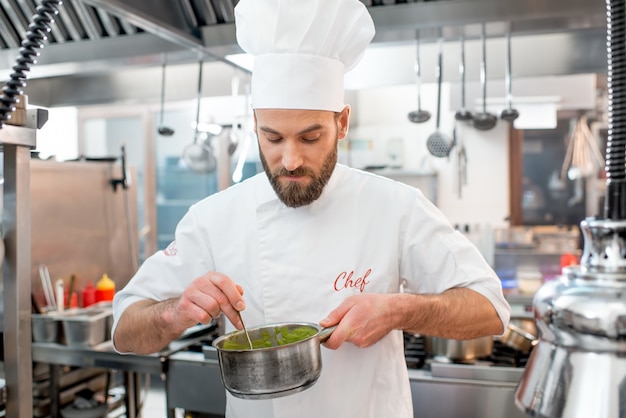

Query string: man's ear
338 105 350 140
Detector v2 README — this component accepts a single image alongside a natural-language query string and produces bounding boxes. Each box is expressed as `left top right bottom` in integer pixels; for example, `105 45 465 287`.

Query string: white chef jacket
113 163 510 418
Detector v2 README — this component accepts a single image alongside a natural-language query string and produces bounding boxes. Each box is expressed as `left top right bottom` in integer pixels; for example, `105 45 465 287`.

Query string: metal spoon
238 311 253 350
408 30 431 124
157 56 175 136
455 29 473 122
473 23 498 131
500 29 520 122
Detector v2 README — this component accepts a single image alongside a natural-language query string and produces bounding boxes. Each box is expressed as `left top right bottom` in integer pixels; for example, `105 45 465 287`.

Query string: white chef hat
234 0 375 112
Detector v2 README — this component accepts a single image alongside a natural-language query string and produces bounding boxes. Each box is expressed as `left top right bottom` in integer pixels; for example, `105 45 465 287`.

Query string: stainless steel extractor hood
0 0 610 106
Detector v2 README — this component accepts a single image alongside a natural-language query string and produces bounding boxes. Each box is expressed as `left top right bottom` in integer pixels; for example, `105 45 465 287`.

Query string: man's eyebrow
258 124 324 136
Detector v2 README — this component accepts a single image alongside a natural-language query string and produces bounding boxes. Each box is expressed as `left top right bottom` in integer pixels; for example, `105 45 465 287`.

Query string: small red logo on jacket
334 269 371 293
163 241 177 256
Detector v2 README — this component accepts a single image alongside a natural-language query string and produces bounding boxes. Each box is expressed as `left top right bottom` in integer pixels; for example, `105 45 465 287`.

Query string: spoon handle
238 311 253 350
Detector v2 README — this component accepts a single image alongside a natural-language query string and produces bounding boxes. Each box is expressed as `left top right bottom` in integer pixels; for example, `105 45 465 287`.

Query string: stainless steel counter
409 364 528 418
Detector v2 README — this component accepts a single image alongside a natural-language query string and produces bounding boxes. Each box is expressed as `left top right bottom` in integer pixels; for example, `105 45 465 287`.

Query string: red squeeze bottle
82 280 96 307
95 273 116 303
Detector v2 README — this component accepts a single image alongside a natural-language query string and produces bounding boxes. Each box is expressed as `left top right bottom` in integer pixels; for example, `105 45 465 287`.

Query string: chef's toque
234 0 375 112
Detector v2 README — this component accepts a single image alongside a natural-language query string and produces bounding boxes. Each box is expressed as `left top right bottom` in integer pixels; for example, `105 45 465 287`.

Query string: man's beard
260 142 338 208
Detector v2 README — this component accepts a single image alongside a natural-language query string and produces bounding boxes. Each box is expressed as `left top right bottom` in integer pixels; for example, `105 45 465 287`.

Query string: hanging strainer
182 60 217 173
426 38 455 158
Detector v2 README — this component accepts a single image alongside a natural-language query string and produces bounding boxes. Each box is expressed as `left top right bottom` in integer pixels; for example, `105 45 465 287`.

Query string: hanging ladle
455 28 473 122
500 29 520 122
408 30 431 124
427 38 455 158
157 55 175 136
472 23 498 131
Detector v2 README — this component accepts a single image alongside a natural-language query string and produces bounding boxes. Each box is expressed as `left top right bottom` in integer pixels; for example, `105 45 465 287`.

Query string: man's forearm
394 288 504 339
113 299 185 355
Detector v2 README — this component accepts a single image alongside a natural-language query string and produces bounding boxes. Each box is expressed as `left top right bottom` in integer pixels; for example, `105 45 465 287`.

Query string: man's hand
170 272 247 334
319 293 397 350
113 271 246 354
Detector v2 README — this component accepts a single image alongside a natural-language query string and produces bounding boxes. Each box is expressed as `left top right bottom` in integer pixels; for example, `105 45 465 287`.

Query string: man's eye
303 135 321 141
267 135 282 142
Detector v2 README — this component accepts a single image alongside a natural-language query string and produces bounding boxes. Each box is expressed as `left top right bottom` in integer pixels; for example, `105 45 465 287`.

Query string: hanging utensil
182 60 217 173
157 54 175 136
500 29 520 122
227 75 241 156
472 23 498 131
455 28 473 122
456 125 468 198
233 83 252 183
426 38 455 158
408 29 431 124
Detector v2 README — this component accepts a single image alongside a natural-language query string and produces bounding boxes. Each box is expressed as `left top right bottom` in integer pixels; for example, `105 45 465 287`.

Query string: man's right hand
113 271 246 355
170 272 247 333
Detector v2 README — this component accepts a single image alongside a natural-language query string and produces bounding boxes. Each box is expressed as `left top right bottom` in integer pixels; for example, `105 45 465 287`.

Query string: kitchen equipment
58 307 112 347
31 312 62 343
157 55 175 136
212 322 335 399
426 38 455 158
407 30 431 124
424 335 493 361
232 84 252 183
500 30 520 122
39 264 56 311
560 113 604 180
472 24 498 131
456 124 468 198
455 29 473 122
515 2 626 416
500 323 536 353
237 311 253 349
182 60 217 173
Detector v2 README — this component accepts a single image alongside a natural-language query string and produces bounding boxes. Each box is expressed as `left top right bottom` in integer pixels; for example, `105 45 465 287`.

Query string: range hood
0 0 609 106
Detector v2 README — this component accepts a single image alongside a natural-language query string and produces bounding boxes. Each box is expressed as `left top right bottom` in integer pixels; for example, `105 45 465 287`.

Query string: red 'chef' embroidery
334 269 371 293
163 241 177 256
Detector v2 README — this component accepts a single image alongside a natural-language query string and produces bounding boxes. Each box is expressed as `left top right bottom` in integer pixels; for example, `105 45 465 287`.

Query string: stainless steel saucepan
212 322 335 399
425 335 493 361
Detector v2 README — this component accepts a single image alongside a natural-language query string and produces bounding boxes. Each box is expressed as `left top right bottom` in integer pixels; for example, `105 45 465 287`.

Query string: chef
112 0 511 417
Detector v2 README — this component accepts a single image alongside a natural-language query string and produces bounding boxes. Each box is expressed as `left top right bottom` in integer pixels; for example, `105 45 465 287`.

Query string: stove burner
403 333 531 369
403 333 427 369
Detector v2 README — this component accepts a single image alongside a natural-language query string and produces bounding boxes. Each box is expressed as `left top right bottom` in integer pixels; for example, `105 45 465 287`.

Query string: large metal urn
515 1 626 417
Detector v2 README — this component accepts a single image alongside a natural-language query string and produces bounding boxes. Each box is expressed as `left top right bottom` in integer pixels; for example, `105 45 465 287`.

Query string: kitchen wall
348 81 509 229
33 72 598 236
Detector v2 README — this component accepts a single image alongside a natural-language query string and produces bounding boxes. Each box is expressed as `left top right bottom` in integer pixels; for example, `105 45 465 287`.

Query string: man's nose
281 141 304 172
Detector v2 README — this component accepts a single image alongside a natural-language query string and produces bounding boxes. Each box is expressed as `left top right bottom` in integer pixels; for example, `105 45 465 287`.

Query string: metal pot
424 335 493 361
212 322 335 399
500 322 536 353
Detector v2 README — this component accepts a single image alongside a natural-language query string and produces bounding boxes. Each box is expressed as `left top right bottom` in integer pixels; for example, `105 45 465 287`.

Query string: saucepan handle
318 325 337 343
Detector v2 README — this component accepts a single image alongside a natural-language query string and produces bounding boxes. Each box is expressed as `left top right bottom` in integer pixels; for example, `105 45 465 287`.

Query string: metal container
31 313 62 343
500 319 537 353
58 307 112 347
425 335 493 361
212 322 334 399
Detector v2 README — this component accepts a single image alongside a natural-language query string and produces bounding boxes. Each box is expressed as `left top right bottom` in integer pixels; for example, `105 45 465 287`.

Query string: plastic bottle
82 280 97 307
95 273 116 303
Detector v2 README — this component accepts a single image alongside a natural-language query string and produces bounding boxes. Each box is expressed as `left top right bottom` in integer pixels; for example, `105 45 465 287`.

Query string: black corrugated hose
605 0 626 219
0 0 62 129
